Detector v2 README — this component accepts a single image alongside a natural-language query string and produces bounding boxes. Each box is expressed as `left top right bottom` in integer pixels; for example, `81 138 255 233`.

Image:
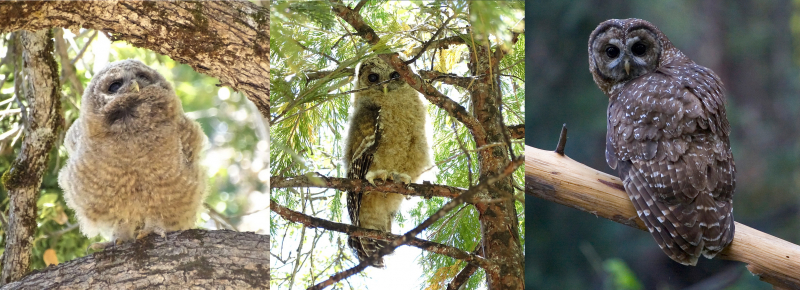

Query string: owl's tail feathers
347 236 390 268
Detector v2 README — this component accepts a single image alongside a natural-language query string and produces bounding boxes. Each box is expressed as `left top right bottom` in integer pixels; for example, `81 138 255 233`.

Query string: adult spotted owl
588 19 735 265
59 59 207 248
343 56 432 267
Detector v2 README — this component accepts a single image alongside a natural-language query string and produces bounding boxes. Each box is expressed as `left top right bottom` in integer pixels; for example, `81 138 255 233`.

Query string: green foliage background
270 1 524 289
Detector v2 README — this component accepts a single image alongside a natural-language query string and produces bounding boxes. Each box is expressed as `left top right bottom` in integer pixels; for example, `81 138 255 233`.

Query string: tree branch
525 145 800 289
0 1 270 117
409 35 467 56
270 200 494 271
271 174 466 200
418 69 473 88
1 29 63 285
329 0 488 147
0 230 270 289
508 124 524 140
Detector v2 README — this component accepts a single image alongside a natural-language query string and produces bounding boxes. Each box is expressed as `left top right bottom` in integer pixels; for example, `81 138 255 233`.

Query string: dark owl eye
136 73 151 83
605 46 620 58
631 42 647 56
368 73 379 83
390 72 400 79
108 80 123 93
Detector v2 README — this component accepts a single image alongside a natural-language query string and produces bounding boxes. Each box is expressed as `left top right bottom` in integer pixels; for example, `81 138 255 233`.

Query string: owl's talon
389 172 412 185
365 170 389 185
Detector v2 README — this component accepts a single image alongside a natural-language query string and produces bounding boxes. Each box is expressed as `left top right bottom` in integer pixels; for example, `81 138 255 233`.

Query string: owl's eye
368 73 379 83
631 42 647 56
390 72 400 79
136 73 151 83
108 81 123 93
605 46 620 58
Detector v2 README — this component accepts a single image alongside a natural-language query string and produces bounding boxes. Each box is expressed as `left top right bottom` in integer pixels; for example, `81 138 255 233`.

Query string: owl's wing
608 65 735 265
346 107 382 227
178 115 206 166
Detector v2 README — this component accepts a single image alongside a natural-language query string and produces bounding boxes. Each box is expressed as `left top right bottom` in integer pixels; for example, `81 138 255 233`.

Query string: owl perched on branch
344 56 432 267
588 19 735 266
59 59 207 248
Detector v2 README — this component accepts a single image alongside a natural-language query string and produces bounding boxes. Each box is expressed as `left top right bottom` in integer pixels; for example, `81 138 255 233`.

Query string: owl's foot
365 170 389 185
136 226 167 240
389 172 412 185
87 239 124 253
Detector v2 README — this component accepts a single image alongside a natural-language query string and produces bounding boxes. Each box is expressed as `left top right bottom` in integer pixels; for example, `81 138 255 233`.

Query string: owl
58 59 207 249
343 56 432 267
588 19 735 266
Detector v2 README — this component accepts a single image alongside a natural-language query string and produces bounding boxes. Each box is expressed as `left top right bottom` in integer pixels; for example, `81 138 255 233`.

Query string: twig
307 262 368 290
405 14 454 65
555 123 567 156
271 174 466 200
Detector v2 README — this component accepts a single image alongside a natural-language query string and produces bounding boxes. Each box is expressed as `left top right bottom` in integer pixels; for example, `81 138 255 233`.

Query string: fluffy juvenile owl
588 19 735 266
59 59 207 248
343 56 432 267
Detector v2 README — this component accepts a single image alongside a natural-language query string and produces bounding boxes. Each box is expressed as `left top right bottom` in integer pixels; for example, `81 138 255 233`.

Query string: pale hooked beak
131 80 140 93
624 59 630 76
382 84 388 95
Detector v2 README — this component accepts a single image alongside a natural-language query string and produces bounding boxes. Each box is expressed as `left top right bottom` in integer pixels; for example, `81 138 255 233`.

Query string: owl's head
82 59 180 133
354 56 411 96
588 18 682 95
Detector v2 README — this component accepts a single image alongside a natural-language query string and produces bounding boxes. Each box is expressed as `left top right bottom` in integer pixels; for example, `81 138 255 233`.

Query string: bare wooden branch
0 230 270 289
410 36 467 56
1 29 63 285
525 145 800 288
271 174 466 200
0 1 270 117
418 69 473 88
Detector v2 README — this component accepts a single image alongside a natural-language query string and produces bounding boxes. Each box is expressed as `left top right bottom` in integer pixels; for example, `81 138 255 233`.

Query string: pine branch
271 174 465 200
525 145 800 289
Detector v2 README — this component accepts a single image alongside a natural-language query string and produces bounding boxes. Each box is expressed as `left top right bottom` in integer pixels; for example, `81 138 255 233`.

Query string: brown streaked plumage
59 59 207 248
343 56 432 267
588 19 735 266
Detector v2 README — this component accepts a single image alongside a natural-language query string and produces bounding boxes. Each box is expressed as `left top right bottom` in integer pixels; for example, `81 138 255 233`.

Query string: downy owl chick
59 59 207 248
588 19 735 266
343 55 432 267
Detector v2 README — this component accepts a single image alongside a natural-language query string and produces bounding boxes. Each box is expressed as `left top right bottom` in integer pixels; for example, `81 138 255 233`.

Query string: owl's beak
624 60 631 75
131 80 140 93
382 84 388 95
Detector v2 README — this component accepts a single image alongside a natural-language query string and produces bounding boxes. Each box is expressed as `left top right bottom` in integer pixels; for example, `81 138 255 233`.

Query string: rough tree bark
0 230 270 289
1 29 63 285
0 0 270 117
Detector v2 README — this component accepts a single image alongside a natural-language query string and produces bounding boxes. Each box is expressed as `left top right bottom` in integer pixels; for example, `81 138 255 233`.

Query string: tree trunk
1 230 270 289
1 29 63 285
468 3 524 288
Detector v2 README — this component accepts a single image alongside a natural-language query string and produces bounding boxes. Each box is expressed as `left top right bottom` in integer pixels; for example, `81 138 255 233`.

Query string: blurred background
0 29 269 269
526 0 800 289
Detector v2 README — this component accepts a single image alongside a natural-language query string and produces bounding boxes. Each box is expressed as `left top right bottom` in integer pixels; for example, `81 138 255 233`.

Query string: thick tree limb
329 0 488 147
271 174 465 200
525 145 800 289
270 200 494 272
1 29 63 285
0 230 270 289
0 1 270 117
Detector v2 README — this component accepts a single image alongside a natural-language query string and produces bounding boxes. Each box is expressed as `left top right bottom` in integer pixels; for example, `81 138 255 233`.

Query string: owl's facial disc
591 25 661 87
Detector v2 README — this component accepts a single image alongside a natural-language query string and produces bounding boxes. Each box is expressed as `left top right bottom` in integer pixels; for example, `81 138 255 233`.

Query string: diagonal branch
271 174 465 200
329 0 488 147
508 124 524 139
270 200 494 271
525 145 800 289
0 1 270 117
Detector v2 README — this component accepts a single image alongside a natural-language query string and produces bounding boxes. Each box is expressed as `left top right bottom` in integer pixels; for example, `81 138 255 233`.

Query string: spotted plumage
588 19 735 265
344 56 431 267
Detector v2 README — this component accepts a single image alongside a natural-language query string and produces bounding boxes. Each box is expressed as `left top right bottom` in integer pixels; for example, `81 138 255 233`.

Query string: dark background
525 1 800 289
